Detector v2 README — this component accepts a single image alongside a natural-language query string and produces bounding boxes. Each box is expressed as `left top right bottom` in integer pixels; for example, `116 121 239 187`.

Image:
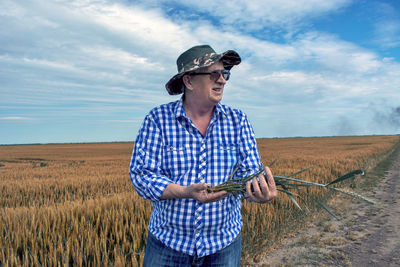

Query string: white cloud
0 117 35 120
293 32 382 73
1 0 400 143
80 46 164 71
22 57 77 71
72 1 197 53
374 20 400 48
171 0 350 31
372 1 400 49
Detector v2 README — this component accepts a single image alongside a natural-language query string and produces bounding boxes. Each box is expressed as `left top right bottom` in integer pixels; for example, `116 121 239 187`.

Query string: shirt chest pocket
162 144 193 182
212 141 239 176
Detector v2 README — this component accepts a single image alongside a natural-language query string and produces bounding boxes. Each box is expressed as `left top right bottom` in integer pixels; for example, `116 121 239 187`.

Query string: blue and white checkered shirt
129 98 262 257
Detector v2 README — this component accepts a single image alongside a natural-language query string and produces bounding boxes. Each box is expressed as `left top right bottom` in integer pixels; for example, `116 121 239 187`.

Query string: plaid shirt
129 99 262 257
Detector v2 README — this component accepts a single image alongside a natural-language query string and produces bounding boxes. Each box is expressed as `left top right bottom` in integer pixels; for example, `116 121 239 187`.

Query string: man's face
188 61 227 106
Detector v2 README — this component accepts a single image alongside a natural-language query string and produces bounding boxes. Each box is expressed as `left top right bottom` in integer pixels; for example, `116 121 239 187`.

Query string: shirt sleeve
129 114 173 201
237 113 263 179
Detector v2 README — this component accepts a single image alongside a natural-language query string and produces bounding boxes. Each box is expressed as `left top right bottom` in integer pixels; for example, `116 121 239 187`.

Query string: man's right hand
161 183 227 203
186 183 228 203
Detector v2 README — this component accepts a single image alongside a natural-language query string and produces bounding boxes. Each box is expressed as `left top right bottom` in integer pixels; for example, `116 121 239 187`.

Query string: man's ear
182 75 194 91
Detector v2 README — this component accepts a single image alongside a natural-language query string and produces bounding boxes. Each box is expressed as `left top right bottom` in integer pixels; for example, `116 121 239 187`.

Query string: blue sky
1 0 400 144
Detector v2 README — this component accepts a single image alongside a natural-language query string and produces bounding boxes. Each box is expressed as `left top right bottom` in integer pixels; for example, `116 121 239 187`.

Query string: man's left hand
245 166 277 203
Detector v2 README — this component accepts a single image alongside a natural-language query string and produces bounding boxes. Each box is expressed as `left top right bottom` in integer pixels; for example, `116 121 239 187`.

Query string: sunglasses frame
189 70 230 82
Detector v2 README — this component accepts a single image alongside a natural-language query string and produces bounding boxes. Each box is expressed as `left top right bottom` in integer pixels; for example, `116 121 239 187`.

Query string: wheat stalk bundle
207 160 375 220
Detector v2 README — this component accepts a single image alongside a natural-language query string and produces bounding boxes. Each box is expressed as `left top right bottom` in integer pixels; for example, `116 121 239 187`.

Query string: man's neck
182 97 216 136
183 97 216 120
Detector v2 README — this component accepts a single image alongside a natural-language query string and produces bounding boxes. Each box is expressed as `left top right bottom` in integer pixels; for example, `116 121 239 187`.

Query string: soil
251 147 400 267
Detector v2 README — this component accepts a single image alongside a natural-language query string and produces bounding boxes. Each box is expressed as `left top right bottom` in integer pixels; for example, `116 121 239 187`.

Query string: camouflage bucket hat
165 45 241 95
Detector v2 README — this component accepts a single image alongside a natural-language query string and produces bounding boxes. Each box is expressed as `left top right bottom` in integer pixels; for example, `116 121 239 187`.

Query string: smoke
373 106 400 130
333 115 357 136
330 105 400 137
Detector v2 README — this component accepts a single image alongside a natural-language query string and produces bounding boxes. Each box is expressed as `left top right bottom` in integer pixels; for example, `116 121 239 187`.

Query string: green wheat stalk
207 161 374 220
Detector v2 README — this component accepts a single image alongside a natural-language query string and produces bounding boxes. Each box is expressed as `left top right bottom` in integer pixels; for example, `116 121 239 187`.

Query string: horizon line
1 134 399 146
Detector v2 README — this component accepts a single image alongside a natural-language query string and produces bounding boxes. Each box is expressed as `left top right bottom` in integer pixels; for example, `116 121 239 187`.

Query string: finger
204 184 226 196
255 175 273 203
251 177 263 199
211 190 228 199
257 172 269 196
264 167 276 190
246 181 257 202
206 190 227 203
264 167 278 201
192 183 208 193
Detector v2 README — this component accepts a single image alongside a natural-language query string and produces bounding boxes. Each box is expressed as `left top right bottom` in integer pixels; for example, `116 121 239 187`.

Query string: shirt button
200 159 205 163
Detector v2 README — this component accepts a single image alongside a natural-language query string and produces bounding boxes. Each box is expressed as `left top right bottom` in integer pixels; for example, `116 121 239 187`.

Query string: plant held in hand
207 160 375 220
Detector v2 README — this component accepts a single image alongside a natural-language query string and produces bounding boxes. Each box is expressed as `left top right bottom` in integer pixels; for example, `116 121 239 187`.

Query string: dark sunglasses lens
222 71 230 81
211 70 230 81
210 72 220 81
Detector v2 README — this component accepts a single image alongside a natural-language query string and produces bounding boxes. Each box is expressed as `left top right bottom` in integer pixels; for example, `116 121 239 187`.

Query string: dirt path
253 147 400 267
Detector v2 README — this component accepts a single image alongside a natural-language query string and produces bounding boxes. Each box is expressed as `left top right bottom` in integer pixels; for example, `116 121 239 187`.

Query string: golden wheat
0 136 399 266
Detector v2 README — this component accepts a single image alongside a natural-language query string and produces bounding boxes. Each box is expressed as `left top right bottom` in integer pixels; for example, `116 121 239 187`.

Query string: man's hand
186 183 228 203
161 183 227 203
245 166 277 203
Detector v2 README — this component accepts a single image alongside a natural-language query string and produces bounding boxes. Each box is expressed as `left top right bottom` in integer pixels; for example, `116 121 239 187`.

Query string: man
130 45 277 266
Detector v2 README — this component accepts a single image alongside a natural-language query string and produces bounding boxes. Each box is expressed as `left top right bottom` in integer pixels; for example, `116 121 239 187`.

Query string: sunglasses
189 70 231 82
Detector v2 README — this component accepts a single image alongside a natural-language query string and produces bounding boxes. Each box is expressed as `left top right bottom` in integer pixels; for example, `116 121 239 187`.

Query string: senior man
130 45 277 266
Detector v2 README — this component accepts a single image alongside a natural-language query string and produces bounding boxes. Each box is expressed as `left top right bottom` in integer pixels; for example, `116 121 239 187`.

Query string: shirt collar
214 101 227 118
174 98 227 119
174 98 186 119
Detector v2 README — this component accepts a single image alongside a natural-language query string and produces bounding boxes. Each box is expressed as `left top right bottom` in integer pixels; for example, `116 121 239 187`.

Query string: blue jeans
143 232 241 267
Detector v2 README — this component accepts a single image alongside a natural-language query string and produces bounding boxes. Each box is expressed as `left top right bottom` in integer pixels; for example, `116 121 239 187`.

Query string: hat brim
165 50 241 95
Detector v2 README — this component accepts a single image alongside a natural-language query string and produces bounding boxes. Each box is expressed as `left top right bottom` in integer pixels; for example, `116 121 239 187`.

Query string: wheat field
1 136 399 266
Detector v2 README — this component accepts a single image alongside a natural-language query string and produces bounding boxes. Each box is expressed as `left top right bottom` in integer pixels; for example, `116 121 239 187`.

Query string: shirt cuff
148 176 172 201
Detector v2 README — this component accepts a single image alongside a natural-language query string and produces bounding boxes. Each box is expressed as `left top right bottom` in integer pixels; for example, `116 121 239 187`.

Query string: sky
1 0 400 145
